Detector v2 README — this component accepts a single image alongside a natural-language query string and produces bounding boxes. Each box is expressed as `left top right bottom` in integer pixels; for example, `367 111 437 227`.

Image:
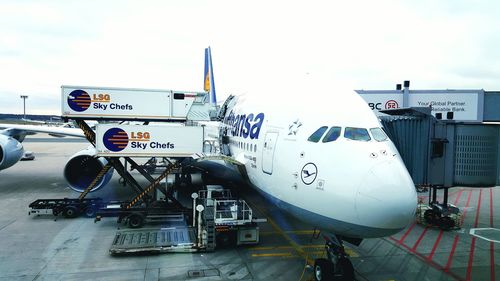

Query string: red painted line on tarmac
444 190 472 274
461 190 474 225
466 189 482 281
398 222 416 243
453 189 464 205
466 237 477 281
490 188 495 281
411 227 428 251
444 235 460 272
420 190 463 262
427 230 444 260
389 236 464 281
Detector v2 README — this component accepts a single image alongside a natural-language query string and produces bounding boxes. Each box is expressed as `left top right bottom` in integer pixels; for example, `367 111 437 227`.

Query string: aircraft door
262 132 279 175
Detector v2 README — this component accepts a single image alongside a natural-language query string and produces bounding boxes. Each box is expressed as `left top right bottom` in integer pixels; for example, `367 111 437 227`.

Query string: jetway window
344 127 371 141
322 126 341 143
370 128 388 141
308 126 328 143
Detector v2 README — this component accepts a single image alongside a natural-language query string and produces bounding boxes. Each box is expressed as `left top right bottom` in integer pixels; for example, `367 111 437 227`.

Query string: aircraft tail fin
204 47 217 105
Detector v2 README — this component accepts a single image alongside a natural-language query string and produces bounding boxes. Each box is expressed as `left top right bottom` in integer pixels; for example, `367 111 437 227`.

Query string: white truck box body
61 85 208 120
95 124 203 157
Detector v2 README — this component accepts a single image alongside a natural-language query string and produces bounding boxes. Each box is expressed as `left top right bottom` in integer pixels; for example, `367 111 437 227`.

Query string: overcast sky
1 0 499 114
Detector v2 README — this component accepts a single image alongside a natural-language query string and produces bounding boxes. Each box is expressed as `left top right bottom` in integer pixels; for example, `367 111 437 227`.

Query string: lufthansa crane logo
103 128 129 152
67 90 91 112
301 162 317 185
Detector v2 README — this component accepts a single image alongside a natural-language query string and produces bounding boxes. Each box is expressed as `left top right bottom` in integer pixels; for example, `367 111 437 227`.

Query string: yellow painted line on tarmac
260 230 317 236
249 205 306 258
300 244 325 249
249 203 360 261
250 245 296 251
251 252 294 258
250 244 325 251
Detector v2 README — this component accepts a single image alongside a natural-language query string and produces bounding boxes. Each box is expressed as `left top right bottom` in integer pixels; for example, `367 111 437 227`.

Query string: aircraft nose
355 159 417 235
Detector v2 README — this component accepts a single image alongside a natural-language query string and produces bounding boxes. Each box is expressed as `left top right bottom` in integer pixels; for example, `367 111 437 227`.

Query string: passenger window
308 126 328 143
370 128 388 141
344 127 371 141
322 127 341 143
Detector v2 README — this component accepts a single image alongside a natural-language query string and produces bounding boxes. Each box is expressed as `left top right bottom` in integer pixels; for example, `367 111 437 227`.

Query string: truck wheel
216 231 235 248
84 206 96 218
63 206 79 218
337 258 355 281
314 258 334 281
128 214 144 228
424 209 435 225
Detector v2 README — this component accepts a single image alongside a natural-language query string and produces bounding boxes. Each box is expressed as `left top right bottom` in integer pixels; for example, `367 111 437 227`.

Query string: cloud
0 0 499 114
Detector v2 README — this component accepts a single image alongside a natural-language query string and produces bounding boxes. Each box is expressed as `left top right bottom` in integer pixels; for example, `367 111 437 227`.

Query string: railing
213 199 252 224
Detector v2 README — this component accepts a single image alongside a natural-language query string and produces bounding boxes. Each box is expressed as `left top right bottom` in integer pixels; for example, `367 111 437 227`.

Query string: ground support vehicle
29 198 111 218
94 203 191 228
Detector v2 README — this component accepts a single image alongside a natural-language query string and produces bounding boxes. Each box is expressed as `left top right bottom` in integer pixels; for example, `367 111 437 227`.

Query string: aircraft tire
314 258 334 281
337 258 355 281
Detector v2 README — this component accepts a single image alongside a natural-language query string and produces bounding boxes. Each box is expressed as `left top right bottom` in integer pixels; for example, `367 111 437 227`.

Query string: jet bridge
379 107 499 230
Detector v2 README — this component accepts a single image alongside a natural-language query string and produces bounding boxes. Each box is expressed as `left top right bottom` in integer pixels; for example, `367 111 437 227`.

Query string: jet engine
0 135 24 170
63 146 113 192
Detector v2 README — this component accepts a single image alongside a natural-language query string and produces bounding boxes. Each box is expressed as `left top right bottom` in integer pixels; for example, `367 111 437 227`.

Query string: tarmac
0 134 498 281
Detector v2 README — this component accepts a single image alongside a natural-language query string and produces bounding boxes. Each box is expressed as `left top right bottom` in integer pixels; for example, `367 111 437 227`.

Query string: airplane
0 47 417 280
200 47 416 239
195 47 417 279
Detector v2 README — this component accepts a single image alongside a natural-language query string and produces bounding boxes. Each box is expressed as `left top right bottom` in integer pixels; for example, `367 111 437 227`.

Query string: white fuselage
220 89 417 238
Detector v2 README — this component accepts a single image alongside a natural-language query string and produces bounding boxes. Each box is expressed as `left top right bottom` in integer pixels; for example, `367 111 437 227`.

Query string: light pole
20 95 28 120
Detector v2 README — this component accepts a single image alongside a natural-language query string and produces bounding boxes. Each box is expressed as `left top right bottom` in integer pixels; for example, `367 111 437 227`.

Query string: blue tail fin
204 47 217 105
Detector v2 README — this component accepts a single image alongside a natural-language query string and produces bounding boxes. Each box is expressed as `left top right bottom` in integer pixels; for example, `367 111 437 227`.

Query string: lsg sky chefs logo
103 128 130 152
103 128 174 152
67 90 133 112
67 90 91 112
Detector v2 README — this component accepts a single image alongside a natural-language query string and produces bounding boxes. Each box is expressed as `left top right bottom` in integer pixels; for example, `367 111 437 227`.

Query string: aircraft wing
0 123 85 139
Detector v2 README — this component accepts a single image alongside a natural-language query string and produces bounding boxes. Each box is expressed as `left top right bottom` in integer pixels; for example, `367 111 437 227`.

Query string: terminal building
356 81 500 187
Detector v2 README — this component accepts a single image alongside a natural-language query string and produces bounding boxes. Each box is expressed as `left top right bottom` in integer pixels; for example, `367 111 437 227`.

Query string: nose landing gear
313 235 355 281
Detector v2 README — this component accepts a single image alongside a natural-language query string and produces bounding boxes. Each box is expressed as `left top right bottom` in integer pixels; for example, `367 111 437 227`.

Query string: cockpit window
370 128 388 141
308 126 328 143
322 126 341 143
344 127 371 141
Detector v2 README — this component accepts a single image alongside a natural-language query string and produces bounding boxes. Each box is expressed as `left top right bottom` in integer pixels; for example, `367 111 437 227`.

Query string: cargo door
262 132 279 175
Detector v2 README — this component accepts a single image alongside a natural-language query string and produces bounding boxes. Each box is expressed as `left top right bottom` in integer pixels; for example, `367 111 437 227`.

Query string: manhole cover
187 269 220 278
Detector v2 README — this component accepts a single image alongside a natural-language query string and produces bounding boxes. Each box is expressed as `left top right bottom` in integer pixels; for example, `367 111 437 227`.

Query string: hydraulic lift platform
110 227 198 255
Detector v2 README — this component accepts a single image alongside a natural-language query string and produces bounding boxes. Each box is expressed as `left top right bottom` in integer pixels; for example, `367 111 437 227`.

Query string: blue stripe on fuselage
251 184 404 238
